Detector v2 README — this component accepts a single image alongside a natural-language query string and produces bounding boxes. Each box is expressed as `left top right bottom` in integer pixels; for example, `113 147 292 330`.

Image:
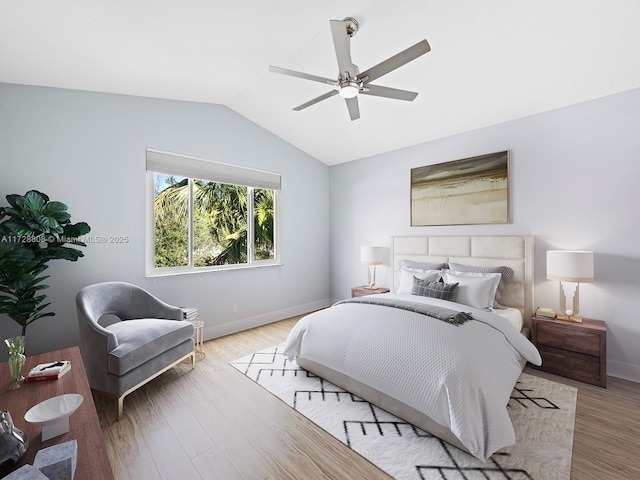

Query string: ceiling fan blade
269 66 336 86
330 19 357 77
358 39 430 83
361 84 419 101
345 96 360 121
293 90 339 111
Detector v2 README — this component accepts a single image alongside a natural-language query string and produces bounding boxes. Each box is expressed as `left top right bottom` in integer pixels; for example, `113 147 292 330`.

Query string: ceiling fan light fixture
339 81 359 98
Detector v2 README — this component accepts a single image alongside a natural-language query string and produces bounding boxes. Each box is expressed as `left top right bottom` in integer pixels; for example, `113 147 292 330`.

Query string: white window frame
145 149 281 277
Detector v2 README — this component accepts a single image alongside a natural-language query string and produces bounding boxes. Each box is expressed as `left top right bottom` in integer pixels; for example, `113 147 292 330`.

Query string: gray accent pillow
448 262 514 308
400 260 448 271
397 269 441 295
412 277 458 301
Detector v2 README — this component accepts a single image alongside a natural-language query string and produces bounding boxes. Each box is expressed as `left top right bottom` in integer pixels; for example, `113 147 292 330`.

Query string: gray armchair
76 282 195 417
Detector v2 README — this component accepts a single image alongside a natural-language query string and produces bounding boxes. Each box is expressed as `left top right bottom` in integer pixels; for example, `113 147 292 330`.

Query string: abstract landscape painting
411 151 509 226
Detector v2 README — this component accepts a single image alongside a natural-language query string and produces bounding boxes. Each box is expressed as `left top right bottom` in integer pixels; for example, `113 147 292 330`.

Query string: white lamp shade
547 250 594 283
360 246 384 265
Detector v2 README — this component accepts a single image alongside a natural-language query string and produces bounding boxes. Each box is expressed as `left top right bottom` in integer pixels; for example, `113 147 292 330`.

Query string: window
146 149 281 276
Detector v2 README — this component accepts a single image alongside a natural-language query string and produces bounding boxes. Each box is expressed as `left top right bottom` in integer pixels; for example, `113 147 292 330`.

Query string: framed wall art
410 150 509 226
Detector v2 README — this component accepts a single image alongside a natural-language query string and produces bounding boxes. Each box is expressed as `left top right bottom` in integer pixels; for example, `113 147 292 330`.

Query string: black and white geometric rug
230 345 577 480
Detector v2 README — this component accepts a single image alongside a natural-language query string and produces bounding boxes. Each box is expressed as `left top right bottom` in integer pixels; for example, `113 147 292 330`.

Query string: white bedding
284 293 542 461
494 306 523 332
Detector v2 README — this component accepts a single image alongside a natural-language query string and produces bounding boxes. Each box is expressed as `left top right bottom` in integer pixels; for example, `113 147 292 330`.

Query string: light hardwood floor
96 317 640 480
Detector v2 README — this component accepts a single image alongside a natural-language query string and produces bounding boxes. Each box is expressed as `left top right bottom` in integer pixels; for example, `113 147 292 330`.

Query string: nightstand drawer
351 286 390 298
536 322 601 357
352 290 371 297
538 345 603 384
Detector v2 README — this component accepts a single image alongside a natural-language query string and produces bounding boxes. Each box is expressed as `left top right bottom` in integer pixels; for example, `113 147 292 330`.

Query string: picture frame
410 150 509 226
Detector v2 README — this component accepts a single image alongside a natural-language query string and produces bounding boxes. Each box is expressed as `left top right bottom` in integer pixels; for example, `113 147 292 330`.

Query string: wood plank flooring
96 316 640 480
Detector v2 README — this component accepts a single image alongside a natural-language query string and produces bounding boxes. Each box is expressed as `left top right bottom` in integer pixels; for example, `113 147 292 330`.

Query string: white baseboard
202 298 333 341
608 358 640 384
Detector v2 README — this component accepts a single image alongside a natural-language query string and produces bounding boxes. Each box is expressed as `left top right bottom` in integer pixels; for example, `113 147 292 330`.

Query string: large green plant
0 190 90 337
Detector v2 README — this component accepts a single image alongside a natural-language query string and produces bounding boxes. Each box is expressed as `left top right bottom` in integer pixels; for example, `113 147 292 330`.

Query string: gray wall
330 87 640 382
0 83 331 360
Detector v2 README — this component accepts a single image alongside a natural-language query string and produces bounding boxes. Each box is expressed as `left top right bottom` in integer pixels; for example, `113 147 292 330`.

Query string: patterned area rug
230 345 577 480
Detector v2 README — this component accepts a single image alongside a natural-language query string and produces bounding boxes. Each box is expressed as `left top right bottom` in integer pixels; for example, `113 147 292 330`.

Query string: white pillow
396 268 441 295
440 270 501 310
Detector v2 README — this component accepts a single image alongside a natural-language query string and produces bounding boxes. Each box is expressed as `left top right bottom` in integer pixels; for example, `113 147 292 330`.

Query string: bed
284 235 542 461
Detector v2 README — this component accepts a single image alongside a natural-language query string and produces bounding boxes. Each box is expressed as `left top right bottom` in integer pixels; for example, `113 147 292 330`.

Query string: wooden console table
0 346 113 479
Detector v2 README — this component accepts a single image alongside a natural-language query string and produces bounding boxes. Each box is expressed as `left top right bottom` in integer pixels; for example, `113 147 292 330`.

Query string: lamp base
365 265 378 291
556 313 583 323
557 281 584 323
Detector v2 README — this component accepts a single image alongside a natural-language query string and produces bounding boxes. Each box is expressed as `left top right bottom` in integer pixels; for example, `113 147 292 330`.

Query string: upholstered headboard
391 235 534 327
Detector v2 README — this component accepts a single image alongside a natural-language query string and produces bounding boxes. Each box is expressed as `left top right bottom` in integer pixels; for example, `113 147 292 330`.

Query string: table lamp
361 246 384 289
546 250 594 323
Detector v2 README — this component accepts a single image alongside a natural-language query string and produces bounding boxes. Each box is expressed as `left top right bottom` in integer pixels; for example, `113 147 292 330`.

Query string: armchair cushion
106 319 194 376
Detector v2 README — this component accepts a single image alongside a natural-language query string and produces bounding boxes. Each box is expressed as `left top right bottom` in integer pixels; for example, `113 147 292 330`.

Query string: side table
190 316 205 360
351 286 390 298
531 315 607 387
182 307 205 361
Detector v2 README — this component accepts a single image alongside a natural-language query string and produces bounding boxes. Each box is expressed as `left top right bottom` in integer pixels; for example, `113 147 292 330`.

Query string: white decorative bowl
24 393 83 441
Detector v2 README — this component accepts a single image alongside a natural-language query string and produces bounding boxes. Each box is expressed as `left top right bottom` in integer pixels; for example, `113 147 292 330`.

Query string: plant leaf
38 214 61 232
43 201 68 216
63 222 91 237
45 245 85 261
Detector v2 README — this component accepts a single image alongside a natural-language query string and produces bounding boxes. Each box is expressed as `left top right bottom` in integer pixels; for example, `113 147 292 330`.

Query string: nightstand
531 316 607 387
351 286 390 298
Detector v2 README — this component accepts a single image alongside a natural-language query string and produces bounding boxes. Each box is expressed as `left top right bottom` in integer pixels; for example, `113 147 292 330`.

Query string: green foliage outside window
154 177 189 267
254 188 275 261
154 176 274 268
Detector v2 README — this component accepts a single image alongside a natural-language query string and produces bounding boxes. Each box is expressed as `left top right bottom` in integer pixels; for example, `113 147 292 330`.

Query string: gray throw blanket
336 296 472 326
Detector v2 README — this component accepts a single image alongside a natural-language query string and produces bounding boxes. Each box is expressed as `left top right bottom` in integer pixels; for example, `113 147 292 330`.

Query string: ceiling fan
269 17 430 121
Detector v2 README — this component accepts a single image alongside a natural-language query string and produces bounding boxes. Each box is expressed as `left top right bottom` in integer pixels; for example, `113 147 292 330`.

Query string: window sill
145 262 283 278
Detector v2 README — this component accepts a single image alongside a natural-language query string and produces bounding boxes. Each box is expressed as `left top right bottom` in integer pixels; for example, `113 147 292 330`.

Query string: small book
25 361 71 382
535 307 557 319
180 307 199 319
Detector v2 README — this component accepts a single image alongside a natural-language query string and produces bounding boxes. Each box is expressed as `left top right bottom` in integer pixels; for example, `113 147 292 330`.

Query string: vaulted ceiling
2 1 640 165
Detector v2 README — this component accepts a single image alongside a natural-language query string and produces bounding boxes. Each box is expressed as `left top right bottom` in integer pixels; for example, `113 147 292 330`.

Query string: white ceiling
2 1 640 166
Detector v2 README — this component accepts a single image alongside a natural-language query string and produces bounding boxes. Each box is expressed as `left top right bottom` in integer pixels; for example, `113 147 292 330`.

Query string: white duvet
284 293 542 461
